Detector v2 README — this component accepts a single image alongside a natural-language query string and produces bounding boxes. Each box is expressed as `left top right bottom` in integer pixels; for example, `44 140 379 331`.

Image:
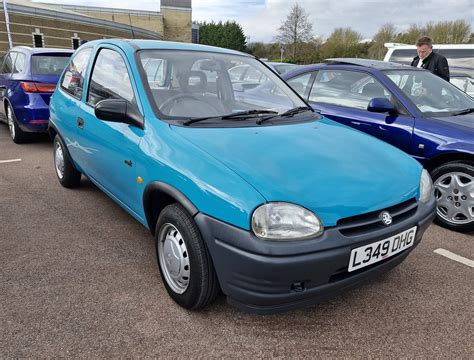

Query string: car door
0 52 16 118
78 46 145 215
53 47 94 165
306 69 416 155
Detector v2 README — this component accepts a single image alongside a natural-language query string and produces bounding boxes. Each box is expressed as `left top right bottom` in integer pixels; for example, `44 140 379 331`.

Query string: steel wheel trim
54 141 65 180
7 107 15 140
434 171 474 225
158 223 190 294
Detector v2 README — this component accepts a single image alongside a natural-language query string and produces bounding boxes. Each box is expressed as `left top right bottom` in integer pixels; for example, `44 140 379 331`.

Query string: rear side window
32 54 71 75
309 70 391 110
61 48 92 99
437 49 474 68
87 48 136 106
388 49 417 65
286 72 314 99
0 53 16 74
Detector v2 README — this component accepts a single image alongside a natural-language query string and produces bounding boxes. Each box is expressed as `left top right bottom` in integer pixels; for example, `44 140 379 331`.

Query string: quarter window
13 53 27 73
61 47 92 99
88 49 136 106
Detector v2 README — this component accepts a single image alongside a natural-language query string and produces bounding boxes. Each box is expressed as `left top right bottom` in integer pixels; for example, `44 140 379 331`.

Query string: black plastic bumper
195 197 436 314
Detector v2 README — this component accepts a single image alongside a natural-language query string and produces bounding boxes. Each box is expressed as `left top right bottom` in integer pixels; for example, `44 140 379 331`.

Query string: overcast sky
37 0 474 43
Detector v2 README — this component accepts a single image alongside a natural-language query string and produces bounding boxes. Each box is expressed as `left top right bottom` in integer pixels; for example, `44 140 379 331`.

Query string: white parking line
0 158 21 164
434 248 474 268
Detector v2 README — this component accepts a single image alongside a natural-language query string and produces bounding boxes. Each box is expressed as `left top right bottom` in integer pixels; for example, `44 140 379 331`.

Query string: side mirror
367 97 396 114
95 99 144 129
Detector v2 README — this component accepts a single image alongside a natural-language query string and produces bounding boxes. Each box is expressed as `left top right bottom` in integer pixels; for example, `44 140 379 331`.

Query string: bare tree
275 2 313 58
368 23 397 60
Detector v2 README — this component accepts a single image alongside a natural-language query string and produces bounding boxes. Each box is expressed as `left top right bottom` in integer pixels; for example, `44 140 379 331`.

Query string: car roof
384 43 474 50
325 58 413 69
81 39 252 57
282 59 425 80
10 46 74 54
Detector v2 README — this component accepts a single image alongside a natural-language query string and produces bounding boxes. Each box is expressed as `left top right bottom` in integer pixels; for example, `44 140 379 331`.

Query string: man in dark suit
411 36 450 81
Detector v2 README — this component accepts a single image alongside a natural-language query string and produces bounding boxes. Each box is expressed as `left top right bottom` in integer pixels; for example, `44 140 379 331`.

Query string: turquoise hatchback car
49 39 436 314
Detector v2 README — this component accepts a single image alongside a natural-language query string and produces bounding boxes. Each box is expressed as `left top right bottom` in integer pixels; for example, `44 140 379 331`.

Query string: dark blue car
282 59 473 233
0 47 73 143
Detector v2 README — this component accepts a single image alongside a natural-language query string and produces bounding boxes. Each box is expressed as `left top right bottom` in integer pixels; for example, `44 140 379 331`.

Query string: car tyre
431 161 474 233
53 134 81 188
155 203 219 309
7 104 29 144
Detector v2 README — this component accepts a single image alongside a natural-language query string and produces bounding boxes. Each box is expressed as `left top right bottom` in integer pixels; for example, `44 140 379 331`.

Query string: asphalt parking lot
0 123 472 358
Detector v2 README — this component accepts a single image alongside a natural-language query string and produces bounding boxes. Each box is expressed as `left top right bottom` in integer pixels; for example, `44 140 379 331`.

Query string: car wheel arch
424 152 474 172
143 181 199 236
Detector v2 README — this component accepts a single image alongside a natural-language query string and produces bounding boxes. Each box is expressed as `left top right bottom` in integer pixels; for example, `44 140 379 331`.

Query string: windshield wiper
452 108 474 116
256 106 312 125
183 109 278 126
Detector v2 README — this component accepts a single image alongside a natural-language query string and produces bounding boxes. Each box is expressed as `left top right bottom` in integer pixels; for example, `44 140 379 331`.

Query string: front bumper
195 197 436 314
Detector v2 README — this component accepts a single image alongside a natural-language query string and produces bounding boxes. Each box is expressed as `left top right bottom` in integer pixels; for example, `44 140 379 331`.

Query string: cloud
36 0 474 43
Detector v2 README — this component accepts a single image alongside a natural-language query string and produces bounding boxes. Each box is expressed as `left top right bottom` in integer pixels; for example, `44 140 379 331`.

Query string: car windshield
31 54 71 75
138 50 307 123
384 69 474 116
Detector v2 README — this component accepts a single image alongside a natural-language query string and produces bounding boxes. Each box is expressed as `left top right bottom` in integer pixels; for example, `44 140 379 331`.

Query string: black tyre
431 161 474 233
155 203 219 309
53 134 81 188
6 104 29 144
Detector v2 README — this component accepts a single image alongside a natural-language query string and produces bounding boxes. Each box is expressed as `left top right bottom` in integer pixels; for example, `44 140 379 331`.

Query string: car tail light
20 82 56 93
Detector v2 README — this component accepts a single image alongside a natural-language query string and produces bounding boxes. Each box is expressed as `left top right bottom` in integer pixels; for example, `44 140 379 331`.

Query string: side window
228 65 247 81
286 72 314 99
0 53 16 74
12 53 26 73
389 49 417 65
88 49 136 106
61 47 92 99
309 70 391 110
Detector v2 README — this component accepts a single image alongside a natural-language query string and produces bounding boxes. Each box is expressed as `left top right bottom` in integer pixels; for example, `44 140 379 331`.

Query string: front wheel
431 162 474 233
155 203 219 309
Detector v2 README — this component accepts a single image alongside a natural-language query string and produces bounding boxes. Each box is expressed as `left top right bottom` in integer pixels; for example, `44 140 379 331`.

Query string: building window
33 33 44 48
72 38 80 50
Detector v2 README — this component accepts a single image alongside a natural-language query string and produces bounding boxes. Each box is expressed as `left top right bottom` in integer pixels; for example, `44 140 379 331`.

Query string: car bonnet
171 118 422 227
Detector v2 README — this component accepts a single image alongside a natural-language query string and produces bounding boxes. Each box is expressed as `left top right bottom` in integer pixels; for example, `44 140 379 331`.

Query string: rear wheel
431 162 474 233
7 104 29 144
53 135 81 188
155 203 219 309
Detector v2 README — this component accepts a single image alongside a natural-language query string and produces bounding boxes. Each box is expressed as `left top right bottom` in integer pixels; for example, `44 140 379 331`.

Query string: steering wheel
160 93 220 117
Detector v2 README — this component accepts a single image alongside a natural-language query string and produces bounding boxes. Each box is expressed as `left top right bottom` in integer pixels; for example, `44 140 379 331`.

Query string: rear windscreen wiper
183 109 278 126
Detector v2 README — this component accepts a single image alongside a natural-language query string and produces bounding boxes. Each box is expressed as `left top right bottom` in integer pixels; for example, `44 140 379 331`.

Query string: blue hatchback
49 40 436 314
283 59 474 233
0 47 73 143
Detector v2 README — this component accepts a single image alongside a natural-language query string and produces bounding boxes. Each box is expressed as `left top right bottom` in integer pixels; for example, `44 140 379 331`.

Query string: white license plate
348 226 417 272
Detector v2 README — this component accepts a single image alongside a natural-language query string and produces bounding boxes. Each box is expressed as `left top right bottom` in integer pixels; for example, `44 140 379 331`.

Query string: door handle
77 117 84 129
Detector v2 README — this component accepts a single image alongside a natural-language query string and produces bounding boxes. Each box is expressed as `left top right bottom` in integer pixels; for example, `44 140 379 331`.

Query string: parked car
0 46 73 143
265 61 301 75
282 58 473 232
49 40 436 314
383 43 474 96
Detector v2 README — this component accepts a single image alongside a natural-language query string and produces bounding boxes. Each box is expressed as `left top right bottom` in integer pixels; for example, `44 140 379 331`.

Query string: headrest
178 70 207 93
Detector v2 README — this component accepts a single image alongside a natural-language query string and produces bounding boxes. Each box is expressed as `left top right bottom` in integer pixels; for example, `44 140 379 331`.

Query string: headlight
251 202 323 240
420 169 434 203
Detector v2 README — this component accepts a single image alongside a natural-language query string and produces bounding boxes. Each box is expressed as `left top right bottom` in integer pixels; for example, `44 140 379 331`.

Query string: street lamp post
2 0 13 49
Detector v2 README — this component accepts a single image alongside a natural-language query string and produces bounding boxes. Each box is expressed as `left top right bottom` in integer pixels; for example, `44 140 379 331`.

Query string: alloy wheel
434 171 474 225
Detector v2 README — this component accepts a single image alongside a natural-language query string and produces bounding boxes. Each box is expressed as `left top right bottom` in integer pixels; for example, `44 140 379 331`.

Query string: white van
383 43 474 96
